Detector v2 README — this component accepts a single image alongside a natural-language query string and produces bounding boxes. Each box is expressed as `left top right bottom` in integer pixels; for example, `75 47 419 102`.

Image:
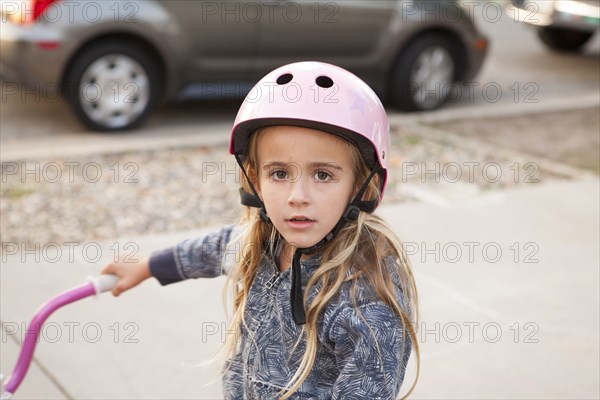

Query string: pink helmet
230 61 390 199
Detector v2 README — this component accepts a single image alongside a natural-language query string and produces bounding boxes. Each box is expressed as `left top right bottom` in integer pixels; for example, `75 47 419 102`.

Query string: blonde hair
220 128 420 398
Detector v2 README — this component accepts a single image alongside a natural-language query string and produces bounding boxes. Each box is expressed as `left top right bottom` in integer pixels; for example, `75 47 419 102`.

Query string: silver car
1 0 488 131
508 0 599 52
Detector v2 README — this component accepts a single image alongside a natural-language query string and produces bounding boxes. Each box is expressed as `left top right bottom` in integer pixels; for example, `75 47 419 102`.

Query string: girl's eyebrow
312 162 343 171
261 161 343 171
261 161 286 169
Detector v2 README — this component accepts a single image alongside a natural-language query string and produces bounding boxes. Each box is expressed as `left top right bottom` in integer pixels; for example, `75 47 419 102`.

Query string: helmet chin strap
235 153 380 325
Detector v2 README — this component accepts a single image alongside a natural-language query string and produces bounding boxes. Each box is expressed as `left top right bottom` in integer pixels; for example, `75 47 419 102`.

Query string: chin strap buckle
343 205 361 221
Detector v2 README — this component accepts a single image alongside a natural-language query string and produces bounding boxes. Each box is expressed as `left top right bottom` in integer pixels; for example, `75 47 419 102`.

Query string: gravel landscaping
428 107 600 174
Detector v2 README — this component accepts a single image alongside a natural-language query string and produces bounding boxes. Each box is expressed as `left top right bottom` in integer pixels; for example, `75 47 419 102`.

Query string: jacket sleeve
329 302 412 400
149 225 241 285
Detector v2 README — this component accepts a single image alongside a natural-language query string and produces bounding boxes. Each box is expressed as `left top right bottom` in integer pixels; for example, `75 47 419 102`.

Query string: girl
102 62 420 399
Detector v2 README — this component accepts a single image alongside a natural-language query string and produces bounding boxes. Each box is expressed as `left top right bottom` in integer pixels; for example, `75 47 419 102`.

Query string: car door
251 0 397 81
159 0 258 82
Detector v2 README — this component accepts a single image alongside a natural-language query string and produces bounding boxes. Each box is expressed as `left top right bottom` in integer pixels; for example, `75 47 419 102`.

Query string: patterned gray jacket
149 225 412 399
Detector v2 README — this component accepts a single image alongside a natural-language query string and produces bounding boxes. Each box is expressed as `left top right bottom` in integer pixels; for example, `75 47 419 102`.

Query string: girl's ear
372 174 381 195
248 167 262 197
353 173 380 201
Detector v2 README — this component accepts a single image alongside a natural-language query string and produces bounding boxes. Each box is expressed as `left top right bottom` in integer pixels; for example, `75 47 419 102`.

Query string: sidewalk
1 176 599 399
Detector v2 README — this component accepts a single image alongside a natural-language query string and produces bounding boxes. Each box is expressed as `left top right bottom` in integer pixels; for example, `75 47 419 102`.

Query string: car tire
537 27 593 52
64 41 159 131
390 34 461 111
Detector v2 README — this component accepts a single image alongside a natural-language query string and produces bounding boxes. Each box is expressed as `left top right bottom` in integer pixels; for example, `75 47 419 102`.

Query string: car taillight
5 0 61 24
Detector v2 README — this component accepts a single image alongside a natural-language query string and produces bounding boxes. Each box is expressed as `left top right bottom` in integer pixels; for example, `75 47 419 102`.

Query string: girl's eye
315 170 332 182
271 170 287 181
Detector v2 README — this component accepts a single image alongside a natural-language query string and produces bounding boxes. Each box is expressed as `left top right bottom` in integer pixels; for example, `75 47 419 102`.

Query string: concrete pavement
1 174 598 399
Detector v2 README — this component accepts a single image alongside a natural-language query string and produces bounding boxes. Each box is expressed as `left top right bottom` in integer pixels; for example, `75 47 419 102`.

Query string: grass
3 186 35 200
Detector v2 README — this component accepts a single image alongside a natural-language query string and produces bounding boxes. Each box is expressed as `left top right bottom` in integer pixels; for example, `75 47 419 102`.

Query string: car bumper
463 32 489 82
508 1 600 31
0 19 67 95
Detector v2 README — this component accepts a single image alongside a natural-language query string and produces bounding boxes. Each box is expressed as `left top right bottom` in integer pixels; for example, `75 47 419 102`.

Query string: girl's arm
329 302 412 399
102 225 239 295
150 225 238 285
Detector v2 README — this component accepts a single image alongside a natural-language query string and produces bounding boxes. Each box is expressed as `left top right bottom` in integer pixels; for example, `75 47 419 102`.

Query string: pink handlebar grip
2 275 117 396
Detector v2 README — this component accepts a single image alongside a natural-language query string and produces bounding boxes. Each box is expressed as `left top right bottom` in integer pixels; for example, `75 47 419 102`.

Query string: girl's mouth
286 217 315 229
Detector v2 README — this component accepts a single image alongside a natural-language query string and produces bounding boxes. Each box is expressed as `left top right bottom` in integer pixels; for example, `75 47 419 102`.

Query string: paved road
1 4 599 159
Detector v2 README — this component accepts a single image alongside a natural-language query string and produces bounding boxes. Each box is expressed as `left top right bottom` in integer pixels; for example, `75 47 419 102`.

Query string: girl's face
255 126 356 257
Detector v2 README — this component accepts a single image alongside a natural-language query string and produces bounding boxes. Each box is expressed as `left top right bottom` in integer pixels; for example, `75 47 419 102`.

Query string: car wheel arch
385 28 470 111
386 27 468 94
60 33 169 102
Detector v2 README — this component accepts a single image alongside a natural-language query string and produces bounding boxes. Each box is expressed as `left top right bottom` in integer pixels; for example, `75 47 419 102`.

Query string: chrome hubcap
410 46 454 109
80 55 150 128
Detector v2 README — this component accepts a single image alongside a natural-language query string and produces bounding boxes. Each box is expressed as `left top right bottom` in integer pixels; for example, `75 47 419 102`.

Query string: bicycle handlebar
1 275 118 399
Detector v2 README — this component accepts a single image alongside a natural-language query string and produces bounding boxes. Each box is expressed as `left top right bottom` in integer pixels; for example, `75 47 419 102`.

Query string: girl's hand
100 256 152 297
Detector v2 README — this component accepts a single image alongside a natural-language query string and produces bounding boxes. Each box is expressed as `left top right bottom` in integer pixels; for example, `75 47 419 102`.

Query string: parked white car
508 0 599 51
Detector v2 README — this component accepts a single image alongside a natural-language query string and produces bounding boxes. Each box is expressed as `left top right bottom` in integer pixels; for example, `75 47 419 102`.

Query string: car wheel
390 34 460 111
537 27 593 52
64 41 159 131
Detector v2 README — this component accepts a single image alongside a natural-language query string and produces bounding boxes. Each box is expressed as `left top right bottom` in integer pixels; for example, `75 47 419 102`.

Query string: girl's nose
288 176 310 207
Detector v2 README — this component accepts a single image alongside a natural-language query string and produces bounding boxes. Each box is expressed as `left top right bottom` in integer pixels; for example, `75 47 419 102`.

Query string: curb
1 93 598 162
387 92 600 125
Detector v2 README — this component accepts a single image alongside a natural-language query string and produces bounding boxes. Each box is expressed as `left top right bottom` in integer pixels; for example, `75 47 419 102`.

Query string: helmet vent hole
316 76 334 88
276 73 293 85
